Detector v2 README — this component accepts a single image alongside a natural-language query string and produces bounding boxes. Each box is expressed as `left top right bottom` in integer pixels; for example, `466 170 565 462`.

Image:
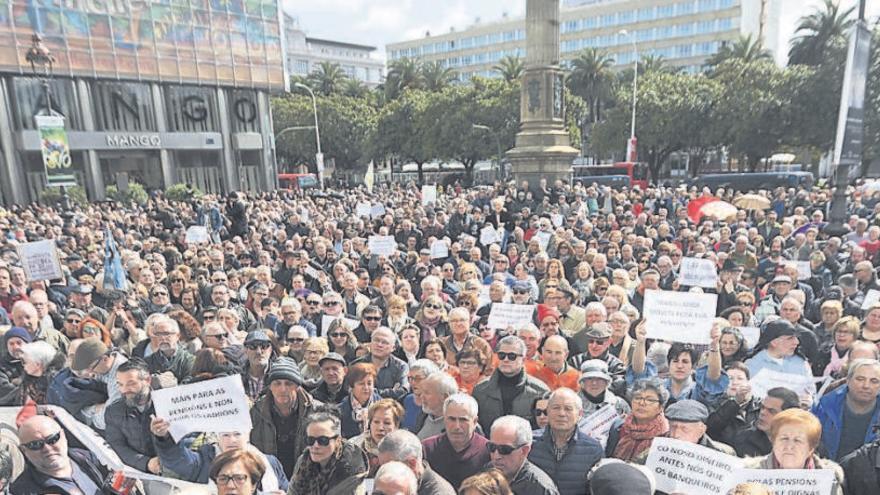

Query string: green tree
567 48 615 158
493 56 525 83
384 57 424 100
638 54 674 74
707 34 773 66
789 0 854 66
374 89 435 183
421 61 456 91
861 27 880 175
307 61 348 96
340 78 370 99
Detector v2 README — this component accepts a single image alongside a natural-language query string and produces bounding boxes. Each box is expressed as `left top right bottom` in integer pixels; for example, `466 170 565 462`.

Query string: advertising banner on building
36 115 76 187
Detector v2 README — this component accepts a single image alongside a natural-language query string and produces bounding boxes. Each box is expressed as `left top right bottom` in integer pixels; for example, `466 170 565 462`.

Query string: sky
282 0 879 62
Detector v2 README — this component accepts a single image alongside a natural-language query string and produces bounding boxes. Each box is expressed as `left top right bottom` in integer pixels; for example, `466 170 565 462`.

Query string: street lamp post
274 126 316 173
618 29 638 163
293 83 324 190
473 124 503 182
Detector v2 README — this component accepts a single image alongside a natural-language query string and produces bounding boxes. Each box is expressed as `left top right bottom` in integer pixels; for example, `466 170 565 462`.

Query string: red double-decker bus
572 162 649 189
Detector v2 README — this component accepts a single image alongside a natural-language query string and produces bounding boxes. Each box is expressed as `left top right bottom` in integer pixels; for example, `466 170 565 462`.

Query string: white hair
375 461 418 495
424 372 459 399
377 430 423 463
20 341 58 368
443 393 478 418
409 359 440 378
490 415 533 447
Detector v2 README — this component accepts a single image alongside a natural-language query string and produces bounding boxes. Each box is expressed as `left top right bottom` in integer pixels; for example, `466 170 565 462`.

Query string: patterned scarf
612 413 669 462
290 444 344 495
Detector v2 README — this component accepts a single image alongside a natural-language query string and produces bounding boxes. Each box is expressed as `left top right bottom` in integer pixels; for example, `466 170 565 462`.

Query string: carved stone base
507 144 578 186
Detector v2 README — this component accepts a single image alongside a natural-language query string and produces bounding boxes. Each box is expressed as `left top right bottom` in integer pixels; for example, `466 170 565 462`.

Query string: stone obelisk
506 0 579 186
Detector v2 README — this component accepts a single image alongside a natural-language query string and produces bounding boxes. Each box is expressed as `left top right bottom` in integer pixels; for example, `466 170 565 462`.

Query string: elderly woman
339 363 381 439
743 408 844 495
606 378 670 461
814 300 843 345
861 303 880 344
814 316 861 378
19 341 66 405
711 327 750 367
325 320 358 364
419 338 450 372
289 410 369 494
209 448 267 495
348 398 404 472
452 348 489 394
392 324 421 365
384 295 415 334
415 296 449 342
299 337 328 389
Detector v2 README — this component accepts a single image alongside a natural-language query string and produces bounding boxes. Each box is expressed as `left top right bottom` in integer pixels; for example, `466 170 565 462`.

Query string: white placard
356 202 371 217
863 289 880 309
368 235 397 257
642 290 718 345
535 231 552 251
184 226 209 244
370 204 386 218
749 368 815 400
645 437 744 495
321 314 360 337
421 185 437 205
300 207 310 222
152 375 252 442
17 240 62 281
785 261 812 281
430 240 449 259
579 404 619 447
478 285 491 308
729 469 834 495
679 257 718 289
304 265 322 281
551 214 564 227
487 303 535 330
738 326 761 350
480 226 503 246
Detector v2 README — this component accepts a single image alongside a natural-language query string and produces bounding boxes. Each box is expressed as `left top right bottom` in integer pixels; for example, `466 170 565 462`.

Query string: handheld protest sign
17 240 63 282
645 437 743 494
487 303 535 330
152 375 252 442
678 257 718 289
642 290 717 345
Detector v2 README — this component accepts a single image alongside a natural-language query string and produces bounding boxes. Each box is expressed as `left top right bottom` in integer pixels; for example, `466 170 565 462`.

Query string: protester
422 393 490 490
288 408 368 494
487 415 559 495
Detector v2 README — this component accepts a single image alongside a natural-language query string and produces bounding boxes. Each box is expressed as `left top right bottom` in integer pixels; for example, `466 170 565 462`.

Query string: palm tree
567 48 615 124
385 57 424 100
340 78 369 98
789 0 855 66
420 61 456 91
707 34 772 66
638 54 672 74
307 61 348 95
493 55 525 83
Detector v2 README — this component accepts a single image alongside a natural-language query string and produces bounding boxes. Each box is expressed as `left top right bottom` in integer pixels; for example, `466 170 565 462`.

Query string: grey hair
152 315 180 335
305 411 341 436
375 461 418 495
847 358 880 381
646 342 671 374
629 378 671 406
495 335 526 355
516 323 541 338
585 302 607 318
549 387 582 413
144 312 166 334
286 325 308 337
490 415 532 447
377 430 423 463
424 372 459 398
409 359 440 378
443 393 478 418
20 341 57 368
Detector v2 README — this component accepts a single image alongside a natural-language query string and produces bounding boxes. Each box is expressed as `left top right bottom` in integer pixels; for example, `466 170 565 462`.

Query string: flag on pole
103 228 127 290
364 161 375 192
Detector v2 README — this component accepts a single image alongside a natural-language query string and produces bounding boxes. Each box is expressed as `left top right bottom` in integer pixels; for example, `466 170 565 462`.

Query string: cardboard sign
152 375 252 442
430 240 449 259
300 207 310 222
642 290 718 345
421 185 437 205
863 289 880 310
487 303 535 330
321 314 360 337
729 469 835 495
356 202 371 218
370 203 386 218
749 368 815 400
579 404 619 447
184 226 209 244
738 327 761 350
535 231 552 251
478 285 491 308
785 261 812 281
679 257 718 289
368 235 397 257
17 240 63 281
551 214 564 227
480 226 503 246
304 265 323 281
645 437 743 494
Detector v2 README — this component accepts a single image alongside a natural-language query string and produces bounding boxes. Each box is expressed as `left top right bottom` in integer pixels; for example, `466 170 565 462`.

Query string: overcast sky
282 0 878 62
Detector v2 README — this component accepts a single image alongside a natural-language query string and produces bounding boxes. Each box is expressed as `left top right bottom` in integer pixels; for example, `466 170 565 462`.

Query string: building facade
387 0 783 80
0 0 287 205
284 14 384 88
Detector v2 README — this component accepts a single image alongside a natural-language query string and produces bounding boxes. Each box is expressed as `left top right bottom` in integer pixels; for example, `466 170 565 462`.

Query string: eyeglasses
633 396 661 405
324 301 340 307
513 289 530 295
216 474 249 487
535 408 548 417
306 434 338 446
425 304 442 310
282 311 296 316
170 278 184 283
152 291 168 297
203 314 217 321
488 442 524 455
22 431 62 451
208 333 229 340
497 351 521 361
363 316 382 322
587 338 609 345
287 337 306 343
66 318 82 324
153 331 177 338
308 300 321 306
246 342 271 350
459 360 478 367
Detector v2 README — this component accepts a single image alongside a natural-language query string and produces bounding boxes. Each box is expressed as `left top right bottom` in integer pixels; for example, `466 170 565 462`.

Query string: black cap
665 399 709 423
319 352 347 367
244 330 271 346
757 319 798 349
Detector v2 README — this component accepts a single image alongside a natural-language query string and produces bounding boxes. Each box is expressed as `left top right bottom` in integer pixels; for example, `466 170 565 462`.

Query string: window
599 34 615 47
618 10 634 24
657 5 674 18
583 17 597 29
600 14 617 27
564 20 579 33
676 44 693 58
656 26 674 39
696 20 714 33
488 32 502 44
637 7 654 21
719 0 734 7
677 2 694 15
461 55 472 65
503 30 516 42
698 0 716 11
718 17 733 30
294 59 309 74
461 37 473 49
636 28 654 42
677 23 693 36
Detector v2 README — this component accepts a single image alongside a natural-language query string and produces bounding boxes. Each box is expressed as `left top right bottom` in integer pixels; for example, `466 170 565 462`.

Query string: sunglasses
152 292 168 297
287 337 306 343
330 332 347 338
246 342 271 350
425 304 442 310
535 408 548 417
497 351 521 361
208 333 229 340
487 442 523 455
203 314 217 320
324 301 340 307
22 431 62 451
363 316 382 322
513 289 529 295
308 300 321 306
307 434 338 446
171 278 184 283
66 318 81 324
587 338 609 345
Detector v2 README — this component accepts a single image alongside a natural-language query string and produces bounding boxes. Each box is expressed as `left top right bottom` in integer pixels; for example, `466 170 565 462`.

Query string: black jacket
733 425 772 458
840 440 880 495
12 448 109 495
104 398 156 472
507 460 560 495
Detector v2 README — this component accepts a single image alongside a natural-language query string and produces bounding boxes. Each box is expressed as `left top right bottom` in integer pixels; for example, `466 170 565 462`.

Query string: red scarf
612 413 669 462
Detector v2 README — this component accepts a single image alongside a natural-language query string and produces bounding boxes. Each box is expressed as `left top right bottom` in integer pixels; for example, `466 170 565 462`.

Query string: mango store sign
106 133 162 148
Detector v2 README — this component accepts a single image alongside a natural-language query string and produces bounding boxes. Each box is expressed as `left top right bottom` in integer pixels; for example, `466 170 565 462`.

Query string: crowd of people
0 177 878 495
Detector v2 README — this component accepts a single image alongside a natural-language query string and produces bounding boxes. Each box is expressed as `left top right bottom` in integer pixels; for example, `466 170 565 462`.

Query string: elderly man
813 358 880 461
70 338 128 430
489 415 559 495
518 324 543 374
12 415 108 493
532 335 579 391
556 287 586 337
242 330 274 401
11 301 68 356
733 387 801 457
754 275 793 323
201 320 246 369
144 315 194 383
569 322 625 379
67 284 108 324
634 399 735 464
104 358 161 473
352 304 383 343
416 373 459 440
351 327 409 401
473 336 550 433
423 393 490 490
250 356 322 477
577 360 630 417
311 352 348 404
529 388 602 495
376 430 455 495
441 307 492 369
